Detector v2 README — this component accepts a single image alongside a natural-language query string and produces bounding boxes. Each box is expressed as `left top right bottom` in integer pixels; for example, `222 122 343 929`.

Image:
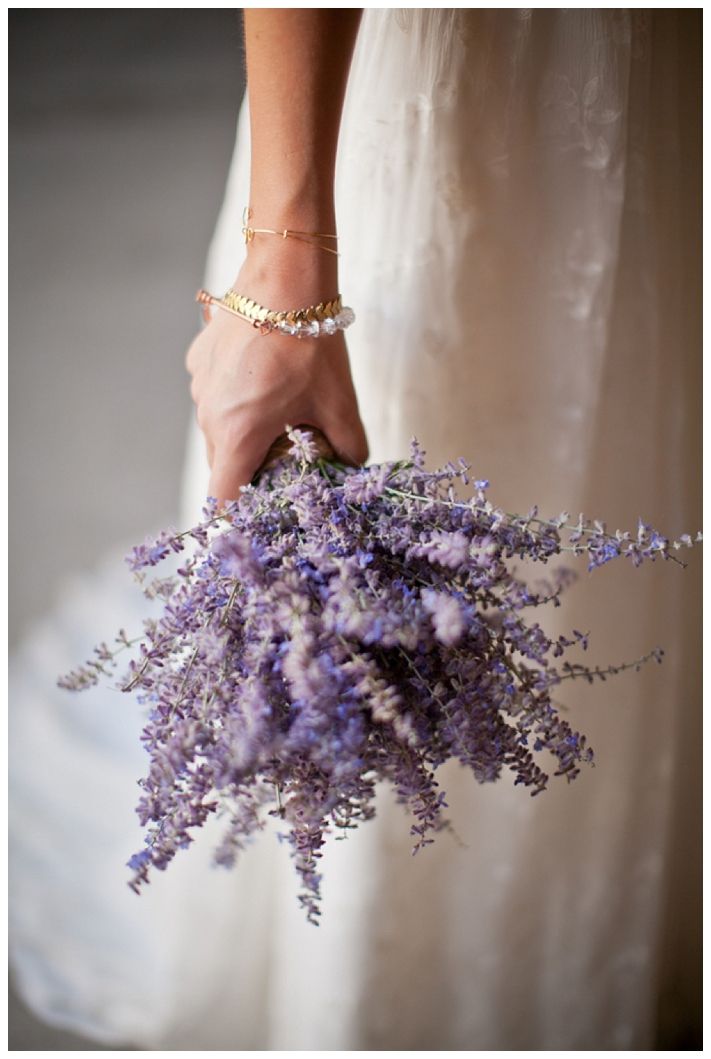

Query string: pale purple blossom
59 425 701 923
421 588 465 646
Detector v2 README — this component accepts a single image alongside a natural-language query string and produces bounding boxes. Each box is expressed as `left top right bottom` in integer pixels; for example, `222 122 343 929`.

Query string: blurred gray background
9 10 245 1048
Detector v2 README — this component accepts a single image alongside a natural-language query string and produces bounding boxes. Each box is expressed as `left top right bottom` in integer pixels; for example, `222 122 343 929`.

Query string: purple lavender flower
211 530 261 581
421 588 465 646
343 464 390 504
59 427 701 923
285 426 322 465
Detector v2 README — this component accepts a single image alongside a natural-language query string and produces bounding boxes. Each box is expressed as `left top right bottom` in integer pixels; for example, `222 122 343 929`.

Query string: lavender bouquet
60 427 700 923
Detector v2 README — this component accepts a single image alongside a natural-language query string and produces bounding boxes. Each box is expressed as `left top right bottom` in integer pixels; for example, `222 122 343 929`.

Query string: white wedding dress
10 10 701 1049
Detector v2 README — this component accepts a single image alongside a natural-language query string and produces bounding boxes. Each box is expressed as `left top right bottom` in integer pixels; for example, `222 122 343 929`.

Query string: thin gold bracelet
241 206 339 256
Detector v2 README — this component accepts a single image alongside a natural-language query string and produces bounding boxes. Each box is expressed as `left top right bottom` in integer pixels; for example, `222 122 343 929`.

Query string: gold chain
222 289 342 326
196 288 344 333
241 206 339 256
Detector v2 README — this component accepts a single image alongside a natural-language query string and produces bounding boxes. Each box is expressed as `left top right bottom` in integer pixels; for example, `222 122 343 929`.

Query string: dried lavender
59 428 701 924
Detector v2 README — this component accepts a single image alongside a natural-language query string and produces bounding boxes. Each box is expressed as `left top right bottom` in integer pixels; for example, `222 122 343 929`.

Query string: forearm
187 9 368 500
244 8 362 226
241 9 362 293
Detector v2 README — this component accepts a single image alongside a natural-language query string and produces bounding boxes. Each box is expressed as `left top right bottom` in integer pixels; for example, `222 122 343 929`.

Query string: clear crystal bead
320 317 337 335
278 321 299 336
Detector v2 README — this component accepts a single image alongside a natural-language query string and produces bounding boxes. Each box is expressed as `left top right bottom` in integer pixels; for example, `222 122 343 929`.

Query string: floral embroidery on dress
540 72 622 170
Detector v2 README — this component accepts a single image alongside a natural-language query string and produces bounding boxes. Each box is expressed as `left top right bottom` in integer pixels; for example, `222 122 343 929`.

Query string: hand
185 267 368 501
189 6 366 502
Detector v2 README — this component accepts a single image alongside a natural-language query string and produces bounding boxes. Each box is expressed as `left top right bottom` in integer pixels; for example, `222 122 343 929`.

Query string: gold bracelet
196 288 355 338
241 206 339 256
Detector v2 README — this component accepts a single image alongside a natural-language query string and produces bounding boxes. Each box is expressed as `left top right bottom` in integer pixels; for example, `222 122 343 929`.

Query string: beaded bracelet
196 288 355 338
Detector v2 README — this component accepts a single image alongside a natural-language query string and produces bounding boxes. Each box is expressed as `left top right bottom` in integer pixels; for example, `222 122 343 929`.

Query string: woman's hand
185 258 368 500
186 9 366 501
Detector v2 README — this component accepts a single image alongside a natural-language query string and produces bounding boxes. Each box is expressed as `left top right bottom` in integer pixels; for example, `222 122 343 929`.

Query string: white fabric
10 9 700 1049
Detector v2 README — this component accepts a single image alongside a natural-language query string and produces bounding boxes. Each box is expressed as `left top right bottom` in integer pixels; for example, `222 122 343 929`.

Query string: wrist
234 239 340 307
245 188 337 235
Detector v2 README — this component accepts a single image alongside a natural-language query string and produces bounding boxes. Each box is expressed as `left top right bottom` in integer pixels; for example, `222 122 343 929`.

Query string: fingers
208 453 255 504
207 429 276 502
206 414 370 503
321 414 369 468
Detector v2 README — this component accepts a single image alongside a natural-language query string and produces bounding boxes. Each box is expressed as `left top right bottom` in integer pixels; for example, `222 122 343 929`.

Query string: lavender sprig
59 428 701 923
